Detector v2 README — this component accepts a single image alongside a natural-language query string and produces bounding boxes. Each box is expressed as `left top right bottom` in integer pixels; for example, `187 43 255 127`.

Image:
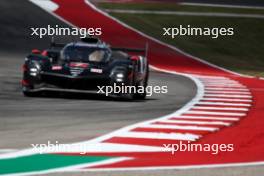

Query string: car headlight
116 73 124 78
29 62 41 77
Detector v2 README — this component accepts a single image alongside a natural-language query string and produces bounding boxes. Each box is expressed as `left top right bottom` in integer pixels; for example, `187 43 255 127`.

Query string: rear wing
50 42 65 48
50 37 66 48
111 43 149 58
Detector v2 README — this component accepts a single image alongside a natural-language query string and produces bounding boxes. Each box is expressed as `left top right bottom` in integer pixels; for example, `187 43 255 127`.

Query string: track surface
0 0 195 151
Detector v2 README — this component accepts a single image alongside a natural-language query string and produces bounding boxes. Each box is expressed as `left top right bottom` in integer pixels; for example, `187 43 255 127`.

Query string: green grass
98 3 264 76
99 2 264 15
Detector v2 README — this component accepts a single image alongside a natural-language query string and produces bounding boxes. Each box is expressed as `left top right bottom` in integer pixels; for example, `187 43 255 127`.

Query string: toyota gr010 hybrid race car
21 37 149 100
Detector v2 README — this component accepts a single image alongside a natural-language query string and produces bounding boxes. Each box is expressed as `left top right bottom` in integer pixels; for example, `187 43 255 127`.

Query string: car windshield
62 45 110 63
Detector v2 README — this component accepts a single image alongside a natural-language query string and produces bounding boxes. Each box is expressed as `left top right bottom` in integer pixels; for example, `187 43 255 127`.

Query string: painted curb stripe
196 102 251 107
160 119 230 126
171 116 240 121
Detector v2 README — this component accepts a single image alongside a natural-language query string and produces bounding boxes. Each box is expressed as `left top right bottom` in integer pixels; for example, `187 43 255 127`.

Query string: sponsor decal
69 62 89 68
52 65 62 70
90 68 103 73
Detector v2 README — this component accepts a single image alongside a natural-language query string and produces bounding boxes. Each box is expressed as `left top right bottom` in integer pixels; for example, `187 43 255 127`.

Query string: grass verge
98 2 264 15
98 3 264 76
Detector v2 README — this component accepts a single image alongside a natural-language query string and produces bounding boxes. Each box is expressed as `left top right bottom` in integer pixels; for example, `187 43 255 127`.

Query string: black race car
21 37 149 99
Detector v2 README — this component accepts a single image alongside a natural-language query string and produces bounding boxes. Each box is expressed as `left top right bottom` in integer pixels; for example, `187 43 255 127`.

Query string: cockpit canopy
61 44 111 63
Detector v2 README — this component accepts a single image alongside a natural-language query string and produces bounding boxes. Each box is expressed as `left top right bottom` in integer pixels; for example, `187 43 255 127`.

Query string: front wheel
22 85 39 97
23 91 37 97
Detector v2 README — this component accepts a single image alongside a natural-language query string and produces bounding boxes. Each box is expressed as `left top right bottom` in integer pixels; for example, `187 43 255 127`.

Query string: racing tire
22 86 39 97
22 91 39 97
